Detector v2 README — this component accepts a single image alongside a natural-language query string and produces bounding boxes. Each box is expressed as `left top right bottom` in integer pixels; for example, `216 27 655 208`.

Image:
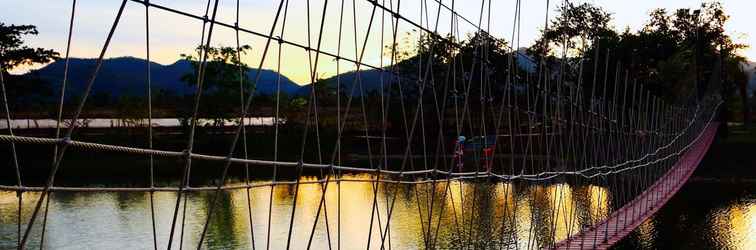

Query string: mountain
26 57 302 98
516 47 537 72
295 69 398 96
294 49 536 97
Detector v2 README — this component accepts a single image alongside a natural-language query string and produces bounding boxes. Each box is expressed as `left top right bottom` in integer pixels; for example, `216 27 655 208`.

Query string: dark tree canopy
0 23 59 112
521 1 752 130
528 1 748 105
0 23 59 72
529 2 614 58
180 45 254 126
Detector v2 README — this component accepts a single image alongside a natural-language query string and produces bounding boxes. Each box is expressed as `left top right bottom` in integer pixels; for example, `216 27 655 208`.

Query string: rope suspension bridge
0 0 723 249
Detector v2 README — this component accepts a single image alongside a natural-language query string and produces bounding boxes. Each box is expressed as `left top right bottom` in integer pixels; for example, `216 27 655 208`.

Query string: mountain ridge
25 56 302 98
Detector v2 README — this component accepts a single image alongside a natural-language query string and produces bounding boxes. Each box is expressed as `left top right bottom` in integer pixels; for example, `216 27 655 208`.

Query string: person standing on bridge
483 145 494 173
454 136 466 172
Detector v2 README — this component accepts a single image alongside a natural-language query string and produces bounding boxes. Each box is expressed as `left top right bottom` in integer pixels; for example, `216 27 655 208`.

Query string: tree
180 45 253 127
528 2 619 104
722 48 751 127
527 1 747 131
115 95 147 128
0 23 59 113
383 30 517 135
642 2 748 133
0 23 58 72
530 2 614 57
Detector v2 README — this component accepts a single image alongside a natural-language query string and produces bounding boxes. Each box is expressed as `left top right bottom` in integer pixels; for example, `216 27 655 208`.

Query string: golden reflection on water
21 174 754 249
635 217 656 249
511 183 587 249
587 184 611 224
549 183 579 243
709 201 756 249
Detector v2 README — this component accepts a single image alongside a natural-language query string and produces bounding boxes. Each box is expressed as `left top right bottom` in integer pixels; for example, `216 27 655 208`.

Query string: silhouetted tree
180 45 253 127
530 1 747 116
0 23 59 113
0 23 58 71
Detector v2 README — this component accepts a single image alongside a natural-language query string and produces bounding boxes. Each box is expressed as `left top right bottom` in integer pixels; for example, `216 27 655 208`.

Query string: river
1 175 610 249
1 173 753 249
1 129 754 250
614 180 755 249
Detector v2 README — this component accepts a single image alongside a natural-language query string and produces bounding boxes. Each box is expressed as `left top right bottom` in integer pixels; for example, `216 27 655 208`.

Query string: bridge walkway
553 123 719 250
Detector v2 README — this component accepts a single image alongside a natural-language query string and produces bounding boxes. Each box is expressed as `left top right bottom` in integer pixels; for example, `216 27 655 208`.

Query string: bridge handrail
0 99 720 191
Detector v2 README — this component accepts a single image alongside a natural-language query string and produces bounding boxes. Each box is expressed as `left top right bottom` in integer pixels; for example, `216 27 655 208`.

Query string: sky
2 0 754 85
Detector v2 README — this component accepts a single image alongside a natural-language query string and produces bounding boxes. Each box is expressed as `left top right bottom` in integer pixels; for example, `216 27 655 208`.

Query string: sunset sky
3 0 754 84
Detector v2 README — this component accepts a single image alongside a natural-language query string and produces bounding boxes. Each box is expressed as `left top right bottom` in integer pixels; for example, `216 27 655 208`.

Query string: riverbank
694 124 756 179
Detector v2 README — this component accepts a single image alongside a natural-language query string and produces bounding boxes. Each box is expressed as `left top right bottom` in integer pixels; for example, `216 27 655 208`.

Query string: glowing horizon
3 0 754 85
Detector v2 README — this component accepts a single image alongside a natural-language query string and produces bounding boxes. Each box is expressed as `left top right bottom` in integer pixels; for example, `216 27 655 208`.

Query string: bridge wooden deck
553 123 719 250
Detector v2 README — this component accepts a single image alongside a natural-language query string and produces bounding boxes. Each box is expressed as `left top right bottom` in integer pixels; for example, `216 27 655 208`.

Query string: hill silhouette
26 57 301 98
295 68 398 96
25 53 540 100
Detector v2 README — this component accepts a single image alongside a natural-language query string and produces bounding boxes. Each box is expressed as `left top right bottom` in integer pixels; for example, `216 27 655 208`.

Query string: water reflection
616 181 755 250
3 173 704 249
707 198 756 249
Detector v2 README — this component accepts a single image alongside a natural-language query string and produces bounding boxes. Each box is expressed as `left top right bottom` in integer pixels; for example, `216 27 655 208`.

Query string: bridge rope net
0 0 723 249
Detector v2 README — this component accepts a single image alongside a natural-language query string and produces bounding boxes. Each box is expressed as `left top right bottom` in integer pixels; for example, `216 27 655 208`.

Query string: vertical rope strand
0 49 23 250
195 0 290 247
18 2 128 248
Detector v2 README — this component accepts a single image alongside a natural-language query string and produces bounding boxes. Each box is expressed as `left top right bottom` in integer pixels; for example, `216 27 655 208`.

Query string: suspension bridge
0 0 724 249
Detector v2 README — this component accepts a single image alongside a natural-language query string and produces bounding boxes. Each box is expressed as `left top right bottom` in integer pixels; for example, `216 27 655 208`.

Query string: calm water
614 180 756 249
2 175 614 249
1 177 753 249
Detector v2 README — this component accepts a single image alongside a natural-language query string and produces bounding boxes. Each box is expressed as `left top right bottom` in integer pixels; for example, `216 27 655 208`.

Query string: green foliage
380 30 520 133
529 1 748 107
180 45 253 126
180 45 252 91
390 31 514 99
